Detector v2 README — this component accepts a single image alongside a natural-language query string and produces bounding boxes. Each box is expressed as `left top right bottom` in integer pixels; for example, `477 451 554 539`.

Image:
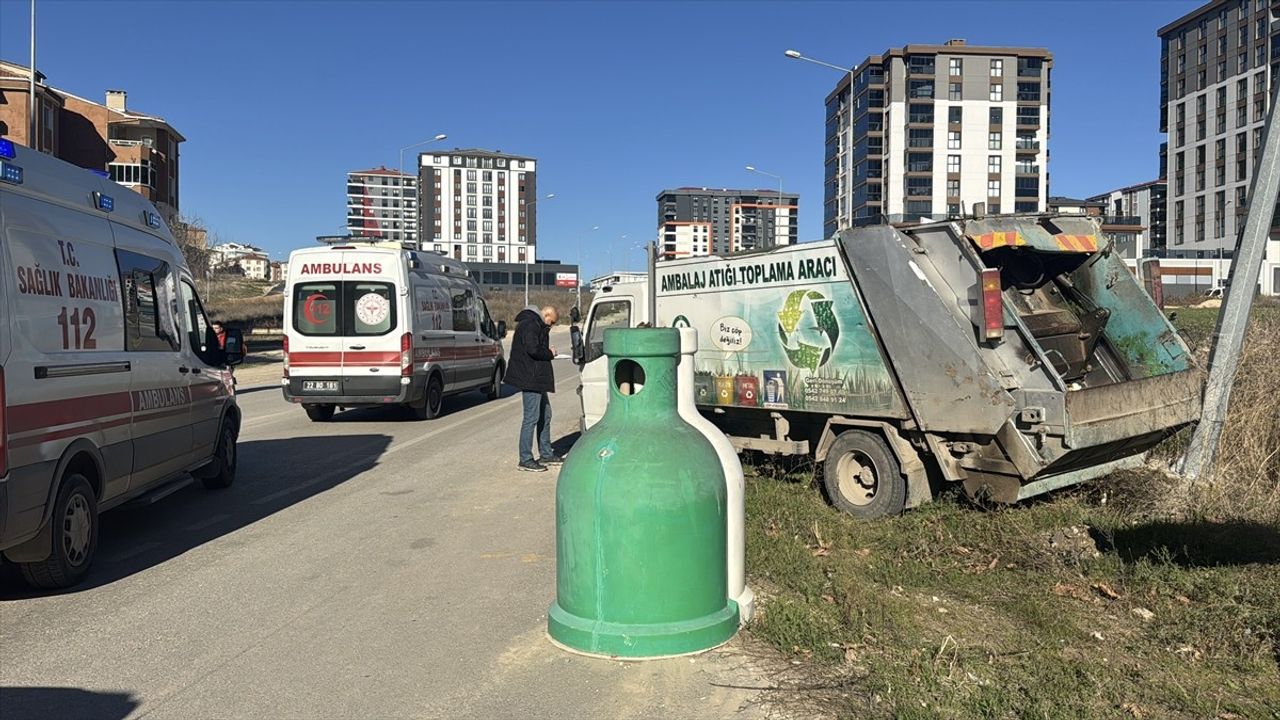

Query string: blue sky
1 0 1200 279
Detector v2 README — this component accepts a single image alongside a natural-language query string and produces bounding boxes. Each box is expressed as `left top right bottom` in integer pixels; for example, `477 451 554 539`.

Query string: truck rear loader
574 215 1201 518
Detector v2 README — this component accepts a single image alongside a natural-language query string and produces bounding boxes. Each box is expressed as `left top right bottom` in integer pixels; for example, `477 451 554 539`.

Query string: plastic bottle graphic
734 374 759 407
714 374 736 405
765 375 785 404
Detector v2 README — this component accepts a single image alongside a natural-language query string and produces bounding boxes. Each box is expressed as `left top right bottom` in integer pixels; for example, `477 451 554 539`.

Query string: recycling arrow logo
777 289 840 371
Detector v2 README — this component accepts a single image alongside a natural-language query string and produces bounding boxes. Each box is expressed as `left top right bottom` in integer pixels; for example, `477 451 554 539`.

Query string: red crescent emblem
304 293 332 325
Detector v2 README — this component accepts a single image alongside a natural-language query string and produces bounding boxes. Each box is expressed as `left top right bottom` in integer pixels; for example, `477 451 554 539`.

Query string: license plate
302 380 339 392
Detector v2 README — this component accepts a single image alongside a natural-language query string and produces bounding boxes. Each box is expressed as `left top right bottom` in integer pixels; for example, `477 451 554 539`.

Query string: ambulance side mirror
223 328 246 367
496 320 507 339
569 306 581 323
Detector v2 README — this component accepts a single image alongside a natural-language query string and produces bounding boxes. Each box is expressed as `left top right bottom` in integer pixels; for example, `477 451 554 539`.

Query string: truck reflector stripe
980 269 1004 341
971 232 1025 250
1054 234 1098 252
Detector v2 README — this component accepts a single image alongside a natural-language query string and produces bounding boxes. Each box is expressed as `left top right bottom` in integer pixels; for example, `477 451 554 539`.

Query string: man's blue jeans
519 391 554 463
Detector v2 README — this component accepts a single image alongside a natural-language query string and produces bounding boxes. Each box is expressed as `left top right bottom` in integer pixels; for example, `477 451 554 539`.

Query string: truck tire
201 418 238 490
18 473 98 589
484 365 503 401
410 375 444 420
304 404 336 422
820 430 905 520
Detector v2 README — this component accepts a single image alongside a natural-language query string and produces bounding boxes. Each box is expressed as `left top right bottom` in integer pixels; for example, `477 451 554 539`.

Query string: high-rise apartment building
417 149 538 264
823 40 1051 236
1158 0 1278 259
1086 180 1168 260
656 187 799 257
1 61 185 215
345 168 418 247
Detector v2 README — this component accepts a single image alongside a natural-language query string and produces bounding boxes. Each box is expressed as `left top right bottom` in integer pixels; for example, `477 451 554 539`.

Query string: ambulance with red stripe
0 139 244 589
283 243 506 420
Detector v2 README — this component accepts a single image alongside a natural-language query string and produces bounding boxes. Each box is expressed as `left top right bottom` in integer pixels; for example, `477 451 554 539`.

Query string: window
1238 52 1248 73
907 153 932 172
990 59 1003 76
467 169 476 181
988 179 1001 197
990 107 1003 125
990 83 1003 101
908 128 933 147
1255 97 1265 121
117 249 179 351
988 132 1002 150
482 183 492 194
948 106 963 124
948 131 961 149
947 154 961 173
585 300 631 363
450 284 477 332
988 155 1002 173
949 58 962 76
292 281 396 337
908 103 933 123
1255 71 1266 94
905 177 931 197
909 79 934 99
946 179 960 197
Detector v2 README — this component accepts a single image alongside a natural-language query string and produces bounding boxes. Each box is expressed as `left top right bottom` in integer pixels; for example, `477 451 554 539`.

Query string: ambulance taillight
980 269 1005 342
400 332 412 377
282 335 290 378
0 366 8 477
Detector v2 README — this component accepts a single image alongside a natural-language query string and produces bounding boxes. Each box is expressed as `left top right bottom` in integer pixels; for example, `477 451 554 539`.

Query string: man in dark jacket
505 306 561 472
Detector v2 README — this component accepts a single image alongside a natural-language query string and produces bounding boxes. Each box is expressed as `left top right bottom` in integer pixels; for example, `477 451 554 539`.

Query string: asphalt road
0 332 770 720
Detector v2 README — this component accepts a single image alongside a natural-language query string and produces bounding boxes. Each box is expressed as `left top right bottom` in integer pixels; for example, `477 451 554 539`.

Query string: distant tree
163 210 212 273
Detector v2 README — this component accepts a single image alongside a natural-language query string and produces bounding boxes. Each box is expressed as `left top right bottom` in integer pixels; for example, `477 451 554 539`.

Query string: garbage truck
571 214 1201 518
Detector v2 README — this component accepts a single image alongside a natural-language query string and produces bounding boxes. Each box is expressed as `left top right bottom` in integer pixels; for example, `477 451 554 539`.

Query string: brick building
0 61 184 215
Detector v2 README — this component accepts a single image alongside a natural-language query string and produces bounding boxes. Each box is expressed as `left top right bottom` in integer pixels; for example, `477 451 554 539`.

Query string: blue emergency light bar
89 169 110 178
0 138 15 159
0 161 23 185
93 191 114 212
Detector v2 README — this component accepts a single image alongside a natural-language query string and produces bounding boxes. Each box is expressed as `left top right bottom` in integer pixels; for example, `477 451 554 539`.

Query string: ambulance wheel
201 418 238 489
18 473 98 589
305 404 336 422
411 375 444 420
820 430 905 520
484 365 503 401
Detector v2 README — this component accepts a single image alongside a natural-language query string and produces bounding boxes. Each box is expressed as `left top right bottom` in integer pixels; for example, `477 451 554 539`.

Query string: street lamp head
591 225 600 230
745 165 756 172
545 193 556 199
433 133 447 141
784 49 802 59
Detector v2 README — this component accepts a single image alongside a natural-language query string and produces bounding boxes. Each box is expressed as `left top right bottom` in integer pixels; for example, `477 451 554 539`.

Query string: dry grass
741 307 1280 718
483 289 591 326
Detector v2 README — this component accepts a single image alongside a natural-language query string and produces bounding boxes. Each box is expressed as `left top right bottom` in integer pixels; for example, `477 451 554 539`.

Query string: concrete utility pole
29 0 36 149
1180 87 1280 481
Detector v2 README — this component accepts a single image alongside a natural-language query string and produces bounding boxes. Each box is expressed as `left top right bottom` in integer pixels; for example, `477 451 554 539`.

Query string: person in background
505 306 562 472
212 321 227 349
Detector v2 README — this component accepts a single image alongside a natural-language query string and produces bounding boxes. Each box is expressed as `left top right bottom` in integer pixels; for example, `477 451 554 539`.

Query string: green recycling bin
548 328 739 658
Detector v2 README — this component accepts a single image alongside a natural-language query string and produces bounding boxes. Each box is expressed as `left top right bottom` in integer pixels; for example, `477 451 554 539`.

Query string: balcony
1015 139 1040 151
1101 215 1144 230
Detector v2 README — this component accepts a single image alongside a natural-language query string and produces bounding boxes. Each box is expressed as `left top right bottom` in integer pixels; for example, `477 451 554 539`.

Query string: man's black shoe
538 455 565 466
518 460 549 473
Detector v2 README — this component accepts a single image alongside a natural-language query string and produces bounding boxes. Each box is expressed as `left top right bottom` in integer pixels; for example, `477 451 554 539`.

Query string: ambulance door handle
178 366 190 374
190 367 202 374
348 344 366 350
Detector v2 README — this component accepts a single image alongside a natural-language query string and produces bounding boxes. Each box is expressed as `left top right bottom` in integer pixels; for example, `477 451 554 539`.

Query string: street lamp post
577 225 599 311
784 49 858 225
523 193 556 307
397 133 447 249
746 165 784 246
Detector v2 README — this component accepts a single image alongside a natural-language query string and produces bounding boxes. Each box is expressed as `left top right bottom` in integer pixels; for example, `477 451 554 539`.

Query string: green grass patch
743 473 1280 718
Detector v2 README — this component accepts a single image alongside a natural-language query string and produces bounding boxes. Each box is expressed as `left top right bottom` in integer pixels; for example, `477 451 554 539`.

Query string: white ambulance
282 243 506 420
0 139 243 589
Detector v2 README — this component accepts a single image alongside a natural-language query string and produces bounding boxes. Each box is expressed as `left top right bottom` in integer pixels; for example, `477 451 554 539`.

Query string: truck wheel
18 473 98 589
410 375 444 420
201 418 238 489
304 404 335 422
484 366 503 401
820 430 905 520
